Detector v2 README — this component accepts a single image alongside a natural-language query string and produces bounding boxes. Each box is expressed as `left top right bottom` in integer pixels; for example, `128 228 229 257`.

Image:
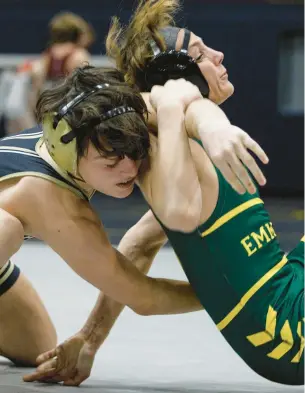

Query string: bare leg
0 209 57 366
0 273 57 366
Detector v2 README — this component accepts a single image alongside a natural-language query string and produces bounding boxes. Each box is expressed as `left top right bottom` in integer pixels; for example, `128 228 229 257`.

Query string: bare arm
16 177 201 317
142 92 269 195
143 92 229 136
22 206 202 385
45 209 200 316
80 210 169 350
141 104 202 232
140 82 204 232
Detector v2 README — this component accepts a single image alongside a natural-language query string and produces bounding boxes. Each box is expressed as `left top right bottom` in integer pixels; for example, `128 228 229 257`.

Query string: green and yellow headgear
42 83 137 176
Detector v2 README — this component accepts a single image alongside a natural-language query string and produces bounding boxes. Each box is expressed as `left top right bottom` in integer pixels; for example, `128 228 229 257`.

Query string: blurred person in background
2 11 95 135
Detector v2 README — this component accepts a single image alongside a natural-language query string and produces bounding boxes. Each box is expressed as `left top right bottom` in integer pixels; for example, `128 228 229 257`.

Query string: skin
1 28 269 384
77 151 141 199
176 29 235 104
22 80 244 385
0 82 205 369
20 32 269 378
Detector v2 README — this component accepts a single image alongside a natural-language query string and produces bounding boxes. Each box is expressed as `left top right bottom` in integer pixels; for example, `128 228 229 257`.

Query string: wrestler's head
37 66 150 198
106 0 234 105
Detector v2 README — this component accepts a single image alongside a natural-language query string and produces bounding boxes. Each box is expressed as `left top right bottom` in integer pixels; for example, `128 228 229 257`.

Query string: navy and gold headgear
42 83 138 176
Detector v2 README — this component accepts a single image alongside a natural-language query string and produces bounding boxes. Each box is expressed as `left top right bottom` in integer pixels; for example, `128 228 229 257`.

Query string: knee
4 355 37 368
0 329 58 368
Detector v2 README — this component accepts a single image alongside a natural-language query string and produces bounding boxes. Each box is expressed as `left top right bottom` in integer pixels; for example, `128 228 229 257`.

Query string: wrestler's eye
106 162 118 169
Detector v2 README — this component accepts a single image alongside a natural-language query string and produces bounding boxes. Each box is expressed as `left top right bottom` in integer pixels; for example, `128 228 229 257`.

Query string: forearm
80 213 202 349
81 254 202 352
185 98 230 140
151 103 202 230
80 212 167 350
113 247 203 316
147 277 203 315
80 237 155 351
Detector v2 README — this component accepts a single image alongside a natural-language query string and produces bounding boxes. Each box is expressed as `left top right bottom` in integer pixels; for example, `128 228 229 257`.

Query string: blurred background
0 0 303 248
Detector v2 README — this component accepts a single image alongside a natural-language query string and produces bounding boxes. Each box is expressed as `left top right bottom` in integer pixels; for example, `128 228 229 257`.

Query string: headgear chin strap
42 83 137 176
137 26 209 97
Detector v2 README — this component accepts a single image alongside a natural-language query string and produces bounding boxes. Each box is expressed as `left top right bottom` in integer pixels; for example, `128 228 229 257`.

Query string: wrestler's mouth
116 178 135 188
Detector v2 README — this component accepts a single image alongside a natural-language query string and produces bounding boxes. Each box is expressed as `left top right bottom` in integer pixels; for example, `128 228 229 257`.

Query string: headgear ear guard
42 83 137 176
136 26 209 97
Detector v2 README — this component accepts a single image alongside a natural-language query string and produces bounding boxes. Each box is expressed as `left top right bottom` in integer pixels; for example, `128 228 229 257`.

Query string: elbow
130 302 156 316
129 283 158 316
132 305 154 316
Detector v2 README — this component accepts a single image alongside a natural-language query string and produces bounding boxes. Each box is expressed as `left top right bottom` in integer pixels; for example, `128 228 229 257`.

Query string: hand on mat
199 124 269 195
150 78 202 112
23 332 96 386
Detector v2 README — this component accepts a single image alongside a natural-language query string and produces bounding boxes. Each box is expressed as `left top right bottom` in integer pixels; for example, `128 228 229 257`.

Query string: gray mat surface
0 244 303 393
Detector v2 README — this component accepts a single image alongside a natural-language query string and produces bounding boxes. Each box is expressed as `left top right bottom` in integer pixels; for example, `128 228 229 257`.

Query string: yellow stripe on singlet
217 254 288 331
301 236 305 242
0 261 14 286
201 198 264 237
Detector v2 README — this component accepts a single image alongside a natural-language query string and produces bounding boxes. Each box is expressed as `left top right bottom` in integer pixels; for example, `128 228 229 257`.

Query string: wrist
80 324 107 351
198 120 231 136
156 100 185 114
80 331 106 352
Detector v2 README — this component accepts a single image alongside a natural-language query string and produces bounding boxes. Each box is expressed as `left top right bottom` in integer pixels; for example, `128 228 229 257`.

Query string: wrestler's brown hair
106 0 180 88
36 66 150 161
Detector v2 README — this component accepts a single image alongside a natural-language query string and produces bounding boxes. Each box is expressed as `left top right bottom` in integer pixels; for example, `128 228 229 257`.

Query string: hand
23 332 96 386
150 79 202 112
200 124 269 194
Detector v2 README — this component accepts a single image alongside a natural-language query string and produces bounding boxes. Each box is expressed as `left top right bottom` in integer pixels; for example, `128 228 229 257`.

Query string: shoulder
13 176 95 222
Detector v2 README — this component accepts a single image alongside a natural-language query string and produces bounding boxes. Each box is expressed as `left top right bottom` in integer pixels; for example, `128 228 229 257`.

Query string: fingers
38 376 64 384
212 129 269 194
36 348 57 365
214 160 246 194
226 153 257 194
23 355 58 383
235 144 267 189
23 367 57 382
243 134 269 165
164 78 186 87
151 79 201 110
